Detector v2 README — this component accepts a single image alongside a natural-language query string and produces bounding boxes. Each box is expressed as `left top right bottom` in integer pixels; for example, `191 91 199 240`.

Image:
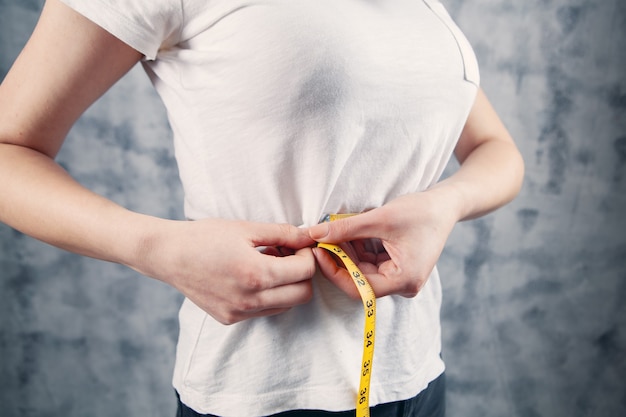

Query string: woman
0 0 524 415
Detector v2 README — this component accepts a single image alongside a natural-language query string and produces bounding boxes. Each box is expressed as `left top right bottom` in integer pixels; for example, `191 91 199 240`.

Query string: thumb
308 212 378 243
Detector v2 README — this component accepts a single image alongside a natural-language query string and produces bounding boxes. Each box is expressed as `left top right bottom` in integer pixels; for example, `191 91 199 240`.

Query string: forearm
427 88 524 222
432 138 524 222
0 143 157 269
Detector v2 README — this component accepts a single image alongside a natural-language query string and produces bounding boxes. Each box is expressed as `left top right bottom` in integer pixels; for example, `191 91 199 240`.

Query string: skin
0 0 524 323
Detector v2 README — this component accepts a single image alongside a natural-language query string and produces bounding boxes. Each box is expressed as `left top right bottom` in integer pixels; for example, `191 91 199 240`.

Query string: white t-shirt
61 0 479 415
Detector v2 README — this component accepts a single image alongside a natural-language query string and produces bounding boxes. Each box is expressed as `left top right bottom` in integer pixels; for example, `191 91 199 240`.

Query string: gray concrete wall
1 0 624 416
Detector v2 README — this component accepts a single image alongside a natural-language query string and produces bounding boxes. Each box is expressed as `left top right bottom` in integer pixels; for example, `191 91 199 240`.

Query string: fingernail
309 223 330 240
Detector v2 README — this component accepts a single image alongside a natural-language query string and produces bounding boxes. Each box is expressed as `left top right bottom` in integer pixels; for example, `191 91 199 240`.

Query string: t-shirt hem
174 361 445 417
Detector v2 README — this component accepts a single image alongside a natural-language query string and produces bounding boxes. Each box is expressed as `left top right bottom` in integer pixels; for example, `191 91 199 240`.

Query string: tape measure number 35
318 213 376 417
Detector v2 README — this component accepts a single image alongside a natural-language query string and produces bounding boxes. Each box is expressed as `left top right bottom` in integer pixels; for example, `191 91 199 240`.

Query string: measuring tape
317 214 376 417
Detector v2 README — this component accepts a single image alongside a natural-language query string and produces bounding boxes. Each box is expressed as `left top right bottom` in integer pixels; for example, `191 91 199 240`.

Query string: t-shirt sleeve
60 0 183 60
422 0 480 86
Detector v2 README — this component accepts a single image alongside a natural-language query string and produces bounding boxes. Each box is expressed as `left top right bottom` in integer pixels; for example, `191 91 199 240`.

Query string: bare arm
0 0 145 263
0 0 315 324
309 88 525 298
438 88 525 221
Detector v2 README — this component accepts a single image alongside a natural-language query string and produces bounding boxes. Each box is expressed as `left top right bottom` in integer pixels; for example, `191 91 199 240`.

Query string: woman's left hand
308 189 460 299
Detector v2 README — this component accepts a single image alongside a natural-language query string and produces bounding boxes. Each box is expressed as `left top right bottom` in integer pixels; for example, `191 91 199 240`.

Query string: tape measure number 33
318 214 376 417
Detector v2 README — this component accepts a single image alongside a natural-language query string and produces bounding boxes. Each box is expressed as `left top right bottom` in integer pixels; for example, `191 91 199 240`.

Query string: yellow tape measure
318 214 376 417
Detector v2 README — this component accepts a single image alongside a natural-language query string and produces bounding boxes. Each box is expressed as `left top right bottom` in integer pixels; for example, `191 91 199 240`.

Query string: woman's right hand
134 218 316 324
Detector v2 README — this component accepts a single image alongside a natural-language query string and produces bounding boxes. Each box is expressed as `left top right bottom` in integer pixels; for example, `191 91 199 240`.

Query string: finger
259 246 282 256
314 244 425 301
243 308 292 321
215 307 292 325
250 222 315 249
312 247 362 300
256 279 314 311
278 246 296 256
339 241 360 264
374 250 391 265
369 238 386 255
314 247 405 299
366 260 428 298
351 239 381 264
355 261 380 275
237 279 314 320
363 266 400 298
202 278 313 325
214 268 314 325
261 247 316 287
259 246 296 257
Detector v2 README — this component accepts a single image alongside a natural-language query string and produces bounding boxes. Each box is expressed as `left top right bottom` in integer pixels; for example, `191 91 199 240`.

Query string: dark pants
176 373 445 417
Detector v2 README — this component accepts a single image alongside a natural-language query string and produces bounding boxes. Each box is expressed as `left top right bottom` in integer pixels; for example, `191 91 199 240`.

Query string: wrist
425 180 468 223
119 213 173 281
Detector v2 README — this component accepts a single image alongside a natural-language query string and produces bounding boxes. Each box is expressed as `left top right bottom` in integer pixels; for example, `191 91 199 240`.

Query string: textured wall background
1 0 624 416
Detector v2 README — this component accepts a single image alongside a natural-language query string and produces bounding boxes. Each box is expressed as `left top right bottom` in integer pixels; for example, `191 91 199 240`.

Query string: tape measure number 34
318 214 376 417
